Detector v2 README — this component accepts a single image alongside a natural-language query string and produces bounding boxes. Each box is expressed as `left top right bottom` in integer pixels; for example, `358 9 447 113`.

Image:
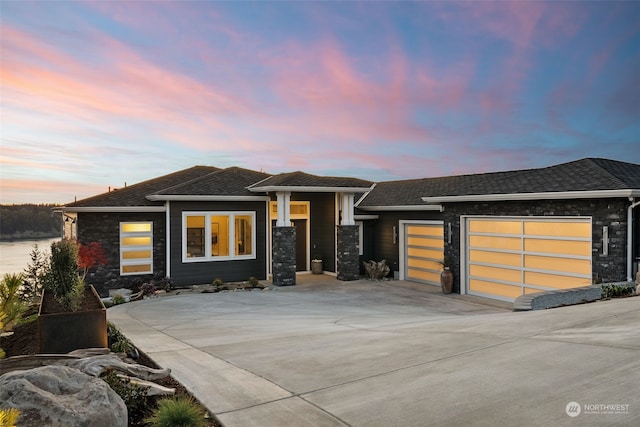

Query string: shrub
248 277 259 287
0 311 7 359
155 276 175 292
42 239 84 311
111 294 126 305
0 407 20 426
212 278 224 287
601 284 635 299
140 283 157 297
146 396 206 427
0 274 27 332
107 321 136 355
102 369 149 421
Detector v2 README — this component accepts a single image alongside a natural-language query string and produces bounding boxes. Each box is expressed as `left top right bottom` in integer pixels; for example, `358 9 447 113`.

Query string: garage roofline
421 189 640 204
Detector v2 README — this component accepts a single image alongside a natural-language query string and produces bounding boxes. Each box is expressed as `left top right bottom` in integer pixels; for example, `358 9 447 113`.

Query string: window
183 212 256 262
356 221 364 256
120 222 153 275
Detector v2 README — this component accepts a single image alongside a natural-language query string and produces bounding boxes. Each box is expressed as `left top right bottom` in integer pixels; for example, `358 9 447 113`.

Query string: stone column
272 226 296 286
337 225 359 281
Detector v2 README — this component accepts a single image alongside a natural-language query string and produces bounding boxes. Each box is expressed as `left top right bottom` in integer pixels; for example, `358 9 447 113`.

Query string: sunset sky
1 1 639 204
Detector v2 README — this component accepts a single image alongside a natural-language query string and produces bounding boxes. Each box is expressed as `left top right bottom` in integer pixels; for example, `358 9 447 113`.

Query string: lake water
0 238 59 277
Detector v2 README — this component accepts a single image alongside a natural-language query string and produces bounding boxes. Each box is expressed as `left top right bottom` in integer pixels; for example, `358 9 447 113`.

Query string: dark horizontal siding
371 211 443 276
302 193 336 272
168 201 268 285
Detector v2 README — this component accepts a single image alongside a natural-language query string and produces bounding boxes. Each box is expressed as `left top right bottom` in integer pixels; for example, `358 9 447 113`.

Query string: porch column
276 191 291 226
337 192 359 280
273 191 296 286
337 224 360 281
340 192 355 225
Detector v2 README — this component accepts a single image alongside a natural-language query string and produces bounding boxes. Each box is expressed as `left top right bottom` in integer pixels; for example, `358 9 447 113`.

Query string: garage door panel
407 269 441 284
524 255 590 275
524 239 591 256
524 221 590 238
469 235 521 250
469 279 522 299
407 236 443 248
408 247 442 260
469 220 521 234
524 271 591 289
407 225 442 236
469 250 521 266
407 258 440 270
470 264 522 283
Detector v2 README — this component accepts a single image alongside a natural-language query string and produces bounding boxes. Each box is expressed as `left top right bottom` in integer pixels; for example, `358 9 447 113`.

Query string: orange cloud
0 179 106 204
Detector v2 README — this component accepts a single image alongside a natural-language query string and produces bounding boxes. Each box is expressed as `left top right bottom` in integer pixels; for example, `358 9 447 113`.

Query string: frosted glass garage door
405 223 444 286
465 217 592 301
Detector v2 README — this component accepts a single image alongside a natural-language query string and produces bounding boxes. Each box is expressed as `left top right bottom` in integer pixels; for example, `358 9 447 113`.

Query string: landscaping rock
0 365 127 427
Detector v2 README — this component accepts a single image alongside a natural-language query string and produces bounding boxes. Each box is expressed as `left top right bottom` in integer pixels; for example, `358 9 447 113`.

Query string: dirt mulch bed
1 319 221 427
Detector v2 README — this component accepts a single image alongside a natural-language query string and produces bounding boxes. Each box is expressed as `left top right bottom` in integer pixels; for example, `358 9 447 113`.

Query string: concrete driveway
108 275 639 426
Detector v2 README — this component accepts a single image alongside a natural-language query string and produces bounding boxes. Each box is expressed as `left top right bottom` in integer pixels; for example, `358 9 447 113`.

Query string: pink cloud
2 25 251 120
0 178 105 204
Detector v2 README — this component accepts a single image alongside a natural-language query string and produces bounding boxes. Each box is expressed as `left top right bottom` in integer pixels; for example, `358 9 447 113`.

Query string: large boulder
0 365 127 427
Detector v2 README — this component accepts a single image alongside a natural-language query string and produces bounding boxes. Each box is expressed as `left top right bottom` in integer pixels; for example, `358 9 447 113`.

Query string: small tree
21 244 48 305
0 273 27 332
42 239 84 311
77 241 108 281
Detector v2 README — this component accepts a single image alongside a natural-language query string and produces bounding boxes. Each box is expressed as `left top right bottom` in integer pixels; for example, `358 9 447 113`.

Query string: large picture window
183 212 256 262
120 222 153 275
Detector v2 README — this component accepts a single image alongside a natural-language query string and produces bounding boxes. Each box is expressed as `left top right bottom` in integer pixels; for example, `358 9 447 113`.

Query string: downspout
165 201 171 278
266 199 271 280
627 197 640 281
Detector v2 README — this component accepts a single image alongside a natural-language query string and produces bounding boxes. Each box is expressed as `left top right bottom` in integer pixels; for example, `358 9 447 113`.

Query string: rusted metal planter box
38 286 108 354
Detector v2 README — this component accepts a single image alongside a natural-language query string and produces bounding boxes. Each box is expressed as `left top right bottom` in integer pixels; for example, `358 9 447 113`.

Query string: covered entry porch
248 171 374 286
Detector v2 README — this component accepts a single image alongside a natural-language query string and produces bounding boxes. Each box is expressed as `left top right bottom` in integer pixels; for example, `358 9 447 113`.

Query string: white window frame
356 221 364 256
182 211 257 263
120 221 153 276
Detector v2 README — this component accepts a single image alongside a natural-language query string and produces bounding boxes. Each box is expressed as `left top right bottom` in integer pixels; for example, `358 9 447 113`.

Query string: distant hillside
0 204 62 240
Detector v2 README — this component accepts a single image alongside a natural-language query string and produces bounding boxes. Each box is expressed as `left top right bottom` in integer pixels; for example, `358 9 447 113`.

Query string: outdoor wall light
602 226 609 256
393 226 397 245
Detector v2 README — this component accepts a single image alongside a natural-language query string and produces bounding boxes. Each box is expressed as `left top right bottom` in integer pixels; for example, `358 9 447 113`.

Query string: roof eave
247 185 375 193
421 189 640 204
146 195 271 202
358 205 444 212
62 206 167 213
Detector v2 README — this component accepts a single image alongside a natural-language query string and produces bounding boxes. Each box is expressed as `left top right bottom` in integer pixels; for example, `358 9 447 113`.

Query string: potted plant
311 254 323 275
38 239 108 354
439 257 453 294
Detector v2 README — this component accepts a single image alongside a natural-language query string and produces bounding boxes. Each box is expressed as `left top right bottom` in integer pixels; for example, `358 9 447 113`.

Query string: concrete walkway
108 275 640 426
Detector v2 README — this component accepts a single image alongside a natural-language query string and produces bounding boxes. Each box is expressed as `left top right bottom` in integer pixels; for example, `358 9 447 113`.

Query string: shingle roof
358 158 640 208
152 167 271 197
248 171 373 190
65 166 219 207
66 158 639 209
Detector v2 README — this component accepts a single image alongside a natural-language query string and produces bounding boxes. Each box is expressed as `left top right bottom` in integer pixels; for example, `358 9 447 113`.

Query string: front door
293 219 307 271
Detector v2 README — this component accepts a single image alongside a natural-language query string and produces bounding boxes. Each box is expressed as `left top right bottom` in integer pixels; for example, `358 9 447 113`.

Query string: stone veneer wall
442 198 628 294
272 226 296 286
337 225 360 281
75 212 166 296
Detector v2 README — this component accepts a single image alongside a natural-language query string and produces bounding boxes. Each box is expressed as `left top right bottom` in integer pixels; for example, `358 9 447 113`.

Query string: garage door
404 222 444 286
464 217 592 301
